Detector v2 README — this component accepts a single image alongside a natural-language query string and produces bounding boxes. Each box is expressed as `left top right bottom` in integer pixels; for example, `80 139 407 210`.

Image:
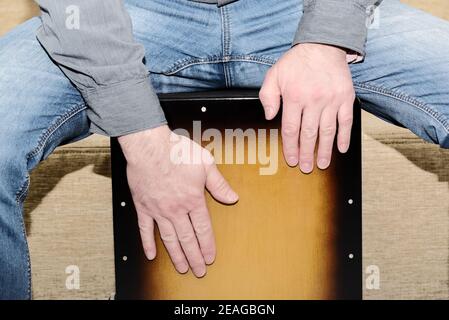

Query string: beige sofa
1 0 449 300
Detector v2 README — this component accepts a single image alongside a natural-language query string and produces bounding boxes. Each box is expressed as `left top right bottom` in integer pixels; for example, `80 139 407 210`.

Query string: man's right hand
118 125 239 278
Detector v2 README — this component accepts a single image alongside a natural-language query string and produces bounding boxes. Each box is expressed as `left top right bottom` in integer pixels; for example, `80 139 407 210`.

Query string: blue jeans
0 0 448 299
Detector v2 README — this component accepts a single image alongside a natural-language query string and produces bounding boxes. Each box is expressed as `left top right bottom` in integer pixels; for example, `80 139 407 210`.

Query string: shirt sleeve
34 0 167 137
292 0 382 59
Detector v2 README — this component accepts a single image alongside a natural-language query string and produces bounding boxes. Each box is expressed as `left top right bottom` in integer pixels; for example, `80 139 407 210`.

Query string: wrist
293 43 348 62
118 124 170 163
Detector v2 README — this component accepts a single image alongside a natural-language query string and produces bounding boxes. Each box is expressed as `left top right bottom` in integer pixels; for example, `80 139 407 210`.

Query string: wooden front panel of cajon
112 93 361 300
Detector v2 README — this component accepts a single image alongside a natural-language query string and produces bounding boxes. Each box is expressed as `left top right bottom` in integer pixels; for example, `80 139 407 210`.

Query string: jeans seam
220 5 231 87
14 176 31 299
354 81 449 134
223 6 231 56
25 103 88 165
162 55 276 76
15 175 30 205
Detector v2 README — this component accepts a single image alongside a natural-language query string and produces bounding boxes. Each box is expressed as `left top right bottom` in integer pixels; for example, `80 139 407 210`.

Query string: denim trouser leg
0 20 81 299
1 0 449 299
351 0 449 148
0 19 90 299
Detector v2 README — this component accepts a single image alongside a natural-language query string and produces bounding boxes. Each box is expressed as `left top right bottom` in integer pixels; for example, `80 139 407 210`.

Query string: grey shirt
35 0 380 137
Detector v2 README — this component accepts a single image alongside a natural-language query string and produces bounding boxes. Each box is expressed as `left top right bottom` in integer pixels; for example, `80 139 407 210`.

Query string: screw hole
120 202 126 207
348 199 354 205
201 106 207 113
122 256 128 261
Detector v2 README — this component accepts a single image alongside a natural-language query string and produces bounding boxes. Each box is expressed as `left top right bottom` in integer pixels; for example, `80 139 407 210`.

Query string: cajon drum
111 90 362 300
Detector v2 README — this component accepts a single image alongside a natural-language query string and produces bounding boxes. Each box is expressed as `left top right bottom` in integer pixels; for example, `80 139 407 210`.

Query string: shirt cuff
82 77 167 137
292 0 369 58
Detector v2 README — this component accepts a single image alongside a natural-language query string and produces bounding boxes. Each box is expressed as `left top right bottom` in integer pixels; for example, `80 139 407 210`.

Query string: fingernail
204 254 215 265
340 143 349 153
317 158 329 169
300 162 313 173
228 191 239 203
177 262 189 274
146 250 156 260
193 266 207 278
287 156 298 167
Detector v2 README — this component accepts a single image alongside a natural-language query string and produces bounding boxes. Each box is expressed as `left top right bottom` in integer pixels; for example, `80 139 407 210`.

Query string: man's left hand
259 43 356 173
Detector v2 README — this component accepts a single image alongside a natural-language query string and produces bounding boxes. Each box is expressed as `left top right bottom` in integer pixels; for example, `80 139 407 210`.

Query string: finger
259 67 281 120
317 108 338 170
299 107 322 174
171 215 207 278
205 162 239 204
337 101 354 153
189 200 216 265
137 213 157 260
156 217 189 274
281 99 302 167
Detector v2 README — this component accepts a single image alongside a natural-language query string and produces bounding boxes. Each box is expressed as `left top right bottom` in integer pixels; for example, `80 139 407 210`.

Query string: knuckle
282 122 299 137
344 84 355 95
178 232 195 243
325 91 339 103
339 115 354 127
309 88 325 102
285 90 302 103
138 222 152 232
165 212 181 222
159 203 180 217
301 126 318 140
320 125 336 137
160 232 178 243
337 85 349 97
348 89 356 100
341 86 356 102
194 221 211 236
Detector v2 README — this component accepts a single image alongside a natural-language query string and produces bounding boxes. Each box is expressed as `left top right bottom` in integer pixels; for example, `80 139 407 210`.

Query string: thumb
259 67 281 120
205 163 239 204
